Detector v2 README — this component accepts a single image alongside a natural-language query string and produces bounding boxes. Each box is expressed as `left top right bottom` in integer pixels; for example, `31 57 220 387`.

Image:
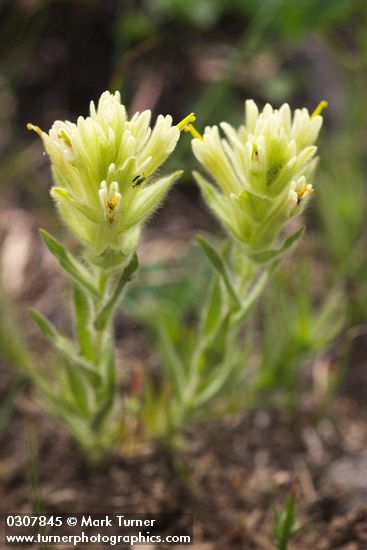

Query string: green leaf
91 344 116 430
94 253 139 331
194 358 236 408
30 309 100 384
72 285 94 360
40 230 100 298
194 316 235 408
201 276 223 339
63 361 91 418
249 227 304 264
310 288 346 349
232 268 272 326
197 235 241 309
156 320 186 400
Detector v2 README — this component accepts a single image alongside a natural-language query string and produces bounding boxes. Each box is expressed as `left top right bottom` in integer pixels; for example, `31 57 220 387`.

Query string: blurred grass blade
195 350 236 408
0 377 27 441
25 421 44 518
40 230 100 298
157 321 186 400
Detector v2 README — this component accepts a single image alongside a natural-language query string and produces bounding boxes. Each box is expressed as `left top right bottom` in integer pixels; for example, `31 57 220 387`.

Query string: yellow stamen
184 123 203 140
311 100 328 119
57 129 72 146
26 123 43 137
176 112 196 131
107 196 119 210
297 183 314 201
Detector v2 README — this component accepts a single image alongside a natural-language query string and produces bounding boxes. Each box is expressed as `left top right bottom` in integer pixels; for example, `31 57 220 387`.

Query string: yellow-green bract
28 91 182 263
192 100 326 255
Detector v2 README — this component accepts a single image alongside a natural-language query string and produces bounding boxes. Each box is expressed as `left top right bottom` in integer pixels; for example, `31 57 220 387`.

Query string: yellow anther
176 112 196 131
311 100 328 119
251 143 259 161
57 129 72 146
297 183 314 202
105 195 121 224
107 196 119 210
183 123 203 140
26 123 43 137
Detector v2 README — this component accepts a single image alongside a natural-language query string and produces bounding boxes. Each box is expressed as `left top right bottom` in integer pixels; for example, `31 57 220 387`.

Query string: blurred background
1 0 367 548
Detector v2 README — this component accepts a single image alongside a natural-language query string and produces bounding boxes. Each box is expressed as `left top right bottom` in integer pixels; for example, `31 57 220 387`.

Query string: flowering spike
28 91 182 265
311 100 328 119
192 99 324 256
26 122 43 137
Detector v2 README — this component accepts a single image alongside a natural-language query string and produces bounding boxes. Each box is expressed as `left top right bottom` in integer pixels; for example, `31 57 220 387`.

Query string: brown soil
1 379 367 549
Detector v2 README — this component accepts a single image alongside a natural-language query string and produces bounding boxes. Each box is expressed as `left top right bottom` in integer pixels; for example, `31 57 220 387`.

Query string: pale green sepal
235 190 273 223
86 247 130 272
51 187 100 223
113 156 137 193
123 171 183 230
40 230 101 298
197 235 241 310
30 309 100 384
248 226 304 264
94 253 139 331
194 171 233 229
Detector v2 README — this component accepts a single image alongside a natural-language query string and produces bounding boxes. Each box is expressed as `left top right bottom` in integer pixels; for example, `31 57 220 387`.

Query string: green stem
173 251 265 435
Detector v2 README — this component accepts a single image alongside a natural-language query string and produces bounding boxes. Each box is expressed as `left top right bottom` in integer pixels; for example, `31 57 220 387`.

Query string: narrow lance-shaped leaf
232 267 273 326
156 319 186 401
91 343 116 430
195 356 237 409
61 360 91 419
40 230 101 297
200 275 223 340
248 226 304 264
94 253 139 331
30 309 100 384
72 285 94 361
197 234 241 309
